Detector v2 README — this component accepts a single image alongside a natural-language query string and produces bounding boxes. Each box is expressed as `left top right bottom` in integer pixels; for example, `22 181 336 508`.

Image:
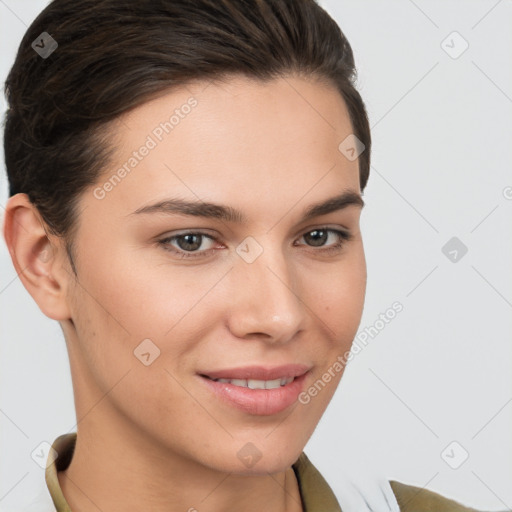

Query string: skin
3 74 367 512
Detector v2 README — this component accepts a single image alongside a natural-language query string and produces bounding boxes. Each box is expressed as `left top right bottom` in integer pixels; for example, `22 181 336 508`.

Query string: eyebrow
130 190 364 223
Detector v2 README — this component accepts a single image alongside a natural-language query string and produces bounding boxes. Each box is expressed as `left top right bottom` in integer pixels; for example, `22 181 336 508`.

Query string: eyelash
157 227 353 260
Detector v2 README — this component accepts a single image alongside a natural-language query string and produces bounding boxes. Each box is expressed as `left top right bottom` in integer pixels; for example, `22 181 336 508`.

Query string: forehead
85 74 360 221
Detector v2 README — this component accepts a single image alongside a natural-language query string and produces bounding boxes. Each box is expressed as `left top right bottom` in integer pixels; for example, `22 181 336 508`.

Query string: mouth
197 365 311 415
200 374 296 389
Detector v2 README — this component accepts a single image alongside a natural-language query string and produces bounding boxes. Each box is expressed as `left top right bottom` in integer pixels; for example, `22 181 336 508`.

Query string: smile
198 370 310 415
204 376 295 389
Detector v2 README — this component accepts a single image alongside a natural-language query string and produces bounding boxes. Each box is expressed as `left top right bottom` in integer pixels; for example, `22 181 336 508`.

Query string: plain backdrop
1 1 511 510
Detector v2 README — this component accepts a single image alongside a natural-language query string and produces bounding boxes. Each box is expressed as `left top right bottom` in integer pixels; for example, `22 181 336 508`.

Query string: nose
226 242 305 343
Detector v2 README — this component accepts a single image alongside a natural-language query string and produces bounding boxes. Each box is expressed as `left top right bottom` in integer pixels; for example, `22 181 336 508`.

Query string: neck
57 410 303 512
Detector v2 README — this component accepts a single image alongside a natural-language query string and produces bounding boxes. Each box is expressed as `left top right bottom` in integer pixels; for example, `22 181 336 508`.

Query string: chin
210 441 304 476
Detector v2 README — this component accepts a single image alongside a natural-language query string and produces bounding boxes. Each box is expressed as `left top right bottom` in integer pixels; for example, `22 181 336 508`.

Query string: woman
2 1 503 510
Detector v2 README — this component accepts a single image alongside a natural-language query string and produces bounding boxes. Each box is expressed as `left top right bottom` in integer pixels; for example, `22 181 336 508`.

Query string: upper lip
199 364 312 381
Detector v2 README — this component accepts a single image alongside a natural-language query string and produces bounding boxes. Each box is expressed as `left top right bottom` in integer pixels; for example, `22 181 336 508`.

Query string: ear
3 193 74 321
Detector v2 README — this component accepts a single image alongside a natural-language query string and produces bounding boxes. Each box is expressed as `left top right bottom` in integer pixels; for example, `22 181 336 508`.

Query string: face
62 74 366 474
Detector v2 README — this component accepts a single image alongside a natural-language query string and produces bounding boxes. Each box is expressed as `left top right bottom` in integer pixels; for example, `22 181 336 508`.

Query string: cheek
306 245 366 336
82 245 227 340
71 250 231 398
69 264 207 422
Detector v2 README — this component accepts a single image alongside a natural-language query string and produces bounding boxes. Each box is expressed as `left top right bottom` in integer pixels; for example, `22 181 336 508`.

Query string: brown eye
175 233 204 251
303 229 329 247
299 228 352 249
158 231 218 259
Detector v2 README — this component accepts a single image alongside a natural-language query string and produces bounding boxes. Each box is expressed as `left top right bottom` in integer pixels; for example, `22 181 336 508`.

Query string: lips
198 363 312 381
198 369 310 415
197 363 312 415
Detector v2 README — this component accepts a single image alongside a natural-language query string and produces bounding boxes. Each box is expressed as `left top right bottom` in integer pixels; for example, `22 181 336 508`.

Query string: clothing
16 432 505 512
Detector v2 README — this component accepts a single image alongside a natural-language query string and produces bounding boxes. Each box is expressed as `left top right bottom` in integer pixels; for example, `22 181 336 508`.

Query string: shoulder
346 476 509 512
389 479 506 512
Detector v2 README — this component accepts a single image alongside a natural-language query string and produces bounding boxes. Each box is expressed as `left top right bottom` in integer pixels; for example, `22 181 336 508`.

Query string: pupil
305 230 326 247
178 234 201 251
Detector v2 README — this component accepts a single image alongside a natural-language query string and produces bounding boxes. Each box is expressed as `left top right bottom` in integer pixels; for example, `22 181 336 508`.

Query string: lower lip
199 372 309 416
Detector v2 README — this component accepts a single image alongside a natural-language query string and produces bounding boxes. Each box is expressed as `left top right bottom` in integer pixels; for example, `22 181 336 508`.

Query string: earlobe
3 193 73 321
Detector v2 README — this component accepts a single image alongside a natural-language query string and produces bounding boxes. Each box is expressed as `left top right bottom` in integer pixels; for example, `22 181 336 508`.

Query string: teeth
213 376 295 389
264 378 282 390
248 379 267 389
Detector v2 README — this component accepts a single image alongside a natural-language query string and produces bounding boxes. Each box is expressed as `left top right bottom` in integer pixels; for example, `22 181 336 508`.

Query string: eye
158 232 219 259
296 228 352 253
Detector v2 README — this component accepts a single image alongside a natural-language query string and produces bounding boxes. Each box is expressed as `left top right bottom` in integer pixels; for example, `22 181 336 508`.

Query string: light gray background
1 1 511 510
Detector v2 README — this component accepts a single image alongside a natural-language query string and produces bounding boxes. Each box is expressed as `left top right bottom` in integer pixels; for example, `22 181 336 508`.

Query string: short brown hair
3 0 371 275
